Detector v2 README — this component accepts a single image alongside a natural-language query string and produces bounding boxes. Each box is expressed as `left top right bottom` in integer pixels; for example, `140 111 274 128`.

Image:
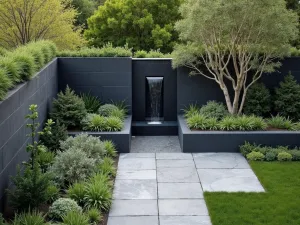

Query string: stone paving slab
157 167 199 183
156 159 195 168
158 183 203 199
197 168 265 192
158 199 209 216
156 153 193 160
107 216 159 225
113 180 157 199
193 153 250 169
118 158 156 171
120 153 155 158
159 216 212 225
116 170 156 180
109 200 158 216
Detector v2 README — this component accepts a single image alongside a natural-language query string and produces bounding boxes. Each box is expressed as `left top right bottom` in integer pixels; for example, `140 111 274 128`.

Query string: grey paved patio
108 152 264 225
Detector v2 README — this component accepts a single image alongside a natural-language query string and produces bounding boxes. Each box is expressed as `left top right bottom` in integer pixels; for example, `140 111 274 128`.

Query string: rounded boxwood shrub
289 149 300 161
0 57 21 84
51 86 87 128
277 152 293 161
274 73 300 121
49 198 82 220
246 151 265 161
98 104 119 117
199 101 228 120
265 151 277 161
0 68 12 100
244 82 271 116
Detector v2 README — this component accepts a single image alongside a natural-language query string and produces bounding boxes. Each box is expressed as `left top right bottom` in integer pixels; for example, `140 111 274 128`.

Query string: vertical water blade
146 77 163 123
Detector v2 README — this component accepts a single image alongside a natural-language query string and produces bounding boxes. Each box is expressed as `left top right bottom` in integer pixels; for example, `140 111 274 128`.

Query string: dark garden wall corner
0 59 58 210
178 115 300 153
68 116 132 153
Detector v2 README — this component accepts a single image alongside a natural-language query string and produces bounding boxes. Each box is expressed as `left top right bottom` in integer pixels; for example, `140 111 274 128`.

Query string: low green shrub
0 57 21 84
98 104 119 117
186 113 213 130
0 68 12 100
0 47 8 56
183 104 200 118
265 151 277 161
80 92 101 113
110 108 126 120
246 151 265 161
267 115 293 130
274 73 300 121
243 82 271 116
134 49 169 58
57 44 132 57
0 213 6 225
199 101 228 120
62 211 89 225
49 198 82 220
50 148 96 185
97 157 117 178
36 150 55 172
81 114 124 132
87 208 102 224
51 86 87 128
103 140 117 158
105 116 124 131
110 100 129 114
67 182 86 206
218 116 237 131
292 122 300 131
240 142 257 157
277 152 293 161
12 211 46 225
83 178 112 211
60 134 106 163
46 185 60 204
19 45 45 70
289 149 300 161
9 52 36 81
88 173 112 188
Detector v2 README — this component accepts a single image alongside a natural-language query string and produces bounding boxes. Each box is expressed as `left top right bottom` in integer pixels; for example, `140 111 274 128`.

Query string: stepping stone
156 159 195 168
158 199 209 216
158 183 203 199
193 153 250 169
120 153 155 158
156 153 193 160
160 216 212 225
113 180 157 199
116 170 156 180
157 167 199 183
197 169 265 192
109 200 158 216
118 158 156 171
107 216 159 225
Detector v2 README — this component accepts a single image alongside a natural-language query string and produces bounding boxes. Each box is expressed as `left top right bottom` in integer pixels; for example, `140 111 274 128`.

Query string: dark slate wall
58 58 132 113
0 59 58 209
132 59 177 121
177 57 300 113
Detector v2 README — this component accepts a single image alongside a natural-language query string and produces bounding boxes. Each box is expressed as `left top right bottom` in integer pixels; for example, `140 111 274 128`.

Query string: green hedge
0 41 57 101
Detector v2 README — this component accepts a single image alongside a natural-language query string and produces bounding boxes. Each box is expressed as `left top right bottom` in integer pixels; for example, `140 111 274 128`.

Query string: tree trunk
221 84 233 114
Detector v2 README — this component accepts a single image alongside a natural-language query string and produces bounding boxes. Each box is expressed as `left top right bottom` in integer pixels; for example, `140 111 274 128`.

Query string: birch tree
172 0 298 115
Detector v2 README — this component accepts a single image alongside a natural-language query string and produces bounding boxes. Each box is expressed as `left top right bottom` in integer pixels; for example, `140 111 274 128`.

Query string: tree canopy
0 0 84 50
84 0 182 53
172 0 298 114
71 0 97 27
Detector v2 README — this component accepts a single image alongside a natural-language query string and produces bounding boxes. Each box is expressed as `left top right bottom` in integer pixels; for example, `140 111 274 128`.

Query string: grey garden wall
0 59 58 210
177 57 300 113
58 58 132 113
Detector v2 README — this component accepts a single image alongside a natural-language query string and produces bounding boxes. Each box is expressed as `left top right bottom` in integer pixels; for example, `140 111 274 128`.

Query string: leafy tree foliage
286 0 300 48
172 0 298 114
71 0 97 27
0 0 84 50
85 0 182 53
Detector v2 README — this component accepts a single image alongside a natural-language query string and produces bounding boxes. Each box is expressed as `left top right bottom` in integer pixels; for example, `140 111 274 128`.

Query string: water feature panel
146 77 164 123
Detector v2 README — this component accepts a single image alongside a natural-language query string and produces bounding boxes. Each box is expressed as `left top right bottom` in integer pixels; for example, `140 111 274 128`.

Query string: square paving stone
197 169 265 192
109 200 158 216
157 160 195 168
156 153 193 160
193 153 250 169
118 158 156 171
157 167 199 183
158 183 203 199
113 180 157 199
116 170 156 180
108 216 159 225
158 199 209 216
120 153 155 158
160 216 212 225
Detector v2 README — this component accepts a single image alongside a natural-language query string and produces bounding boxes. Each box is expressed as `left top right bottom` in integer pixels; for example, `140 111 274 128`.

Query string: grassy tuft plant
98 104 119 117
97 157 117 178
81 114 124 132
103 140 117 158
62 211 89 225
46 184 60 204
87 208 102 224
267 115 293 130
218 116 237 131
80 92 101 113
183 104 200 118
0 57 21 84
12 211 46 225
9 52 36 81
67 182 86 206
0 68 12 100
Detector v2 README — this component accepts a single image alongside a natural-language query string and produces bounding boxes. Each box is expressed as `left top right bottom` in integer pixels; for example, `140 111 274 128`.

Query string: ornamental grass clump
81 114 124 132
67 182 86 206
8 52 36 81
183 104 200 118
80 92 101 113
97 157 117 178
103 140 117 158
0 56 21 84
267 115 293 130
98 104 119 117
186 113 211 130
12 211 46 225
62 211 89 225
0 68 12 100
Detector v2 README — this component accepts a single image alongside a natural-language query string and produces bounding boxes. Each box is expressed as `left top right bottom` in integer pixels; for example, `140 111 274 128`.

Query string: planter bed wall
178 116 300 153
0 59 58 209
58 57 133 113
68 116 132 153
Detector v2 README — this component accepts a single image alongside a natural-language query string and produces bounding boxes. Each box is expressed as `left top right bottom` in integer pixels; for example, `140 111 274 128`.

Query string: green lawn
204 162 300 225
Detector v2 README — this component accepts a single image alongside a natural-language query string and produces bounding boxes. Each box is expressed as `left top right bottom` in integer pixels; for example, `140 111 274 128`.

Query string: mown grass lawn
204 162 300 225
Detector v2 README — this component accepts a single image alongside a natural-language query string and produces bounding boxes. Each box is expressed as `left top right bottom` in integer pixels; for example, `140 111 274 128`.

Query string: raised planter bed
178 115 300 153
68 116 132 153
